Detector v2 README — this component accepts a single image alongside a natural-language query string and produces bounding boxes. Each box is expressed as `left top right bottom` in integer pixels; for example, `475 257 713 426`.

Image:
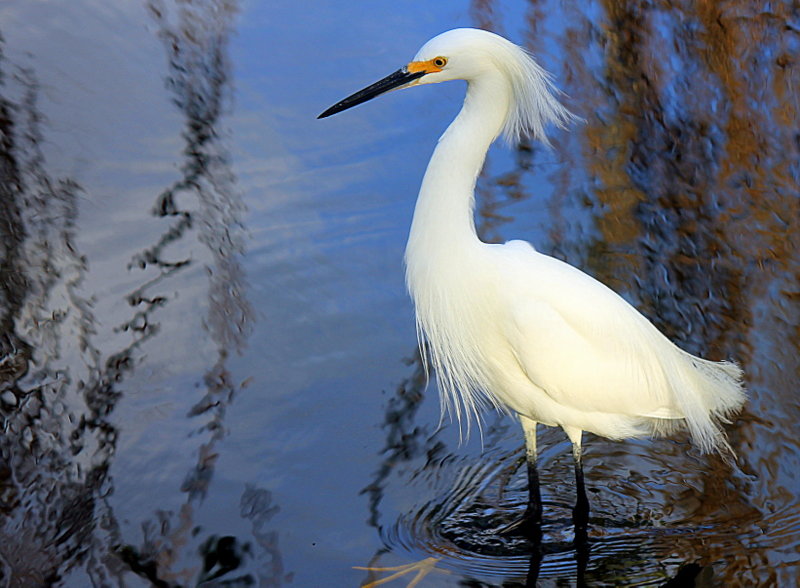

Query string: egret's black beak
318 67 427 119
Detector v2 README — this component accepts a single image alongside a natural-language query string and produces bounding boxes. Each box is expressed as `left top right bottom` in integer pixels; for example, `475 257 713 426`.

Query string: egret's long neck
406 72 511 278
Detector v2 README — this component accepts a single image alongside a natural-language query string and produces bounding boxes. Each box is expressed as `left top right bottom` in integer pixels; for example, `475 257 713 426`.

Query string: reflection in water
560 3 799 584
118 1 281 585
361 0 800 585
0 55 115 585
0 1 276 585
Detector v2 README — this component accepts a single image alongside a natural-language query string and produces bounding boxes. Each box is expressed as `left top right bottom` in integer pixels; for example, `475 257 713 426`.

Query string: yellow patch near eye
407 57 446 74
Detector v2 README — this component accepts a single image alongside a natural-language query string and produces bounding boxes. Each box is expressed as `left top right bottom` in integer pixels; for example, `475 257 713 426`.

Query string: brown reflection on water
550 0 798 583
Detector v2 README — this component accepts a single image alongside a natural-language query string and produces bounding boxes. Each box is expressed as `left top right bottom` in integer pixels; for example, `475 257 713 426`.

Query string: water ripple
377 439 787 584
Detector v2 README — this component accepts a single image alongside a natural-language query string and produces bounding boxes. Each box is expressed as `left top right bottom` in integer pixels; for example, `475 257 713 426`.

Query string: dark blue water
0 1 798 586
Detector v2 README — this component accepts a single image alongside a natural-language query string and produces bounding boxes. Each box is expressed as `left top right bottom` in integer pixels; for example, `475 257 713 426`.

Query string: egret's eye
433 57 447 68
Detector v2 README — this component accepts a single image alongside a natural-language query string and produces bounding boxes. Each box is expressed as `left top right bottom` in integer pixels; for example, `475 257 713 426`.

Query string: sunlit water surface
0 1 798 586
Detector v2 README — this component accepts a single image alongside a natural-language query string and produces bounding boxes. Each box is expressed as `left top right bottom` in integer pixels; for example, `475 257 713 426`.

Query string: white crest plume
413 28 578 146
490 36 577 144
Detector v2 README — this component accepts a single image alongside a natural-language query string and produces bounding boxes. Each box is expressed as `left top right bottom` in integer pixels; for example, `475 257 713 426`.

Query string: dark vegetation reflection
361 0 799 585
0 1 283 585
0 51 104 586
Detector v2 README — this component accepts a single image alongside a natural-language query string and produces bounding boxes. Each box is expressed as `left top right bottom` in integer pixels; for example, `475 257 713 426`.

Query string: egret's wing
499 243 681 418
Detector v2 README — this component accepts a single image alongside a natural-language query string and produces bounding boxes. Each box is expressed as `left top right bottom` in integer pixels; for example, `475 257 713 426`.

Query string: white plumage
403 28 744 454
320 28 746 519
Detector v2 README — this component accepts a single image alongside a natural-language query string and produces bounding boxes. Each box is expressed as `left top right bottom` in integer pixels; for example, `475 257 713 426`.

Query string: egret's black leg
571 442 589 529
524 535 544 587
520 417 542 528
523 483 544 587
564 429 590 584
521 416 544 585
574 519 590 588
525 460 543 522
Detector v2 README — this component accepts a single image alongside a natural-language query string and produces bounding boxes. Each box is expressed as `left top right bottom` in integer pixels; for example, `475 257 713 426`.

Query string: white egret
319 28 746 526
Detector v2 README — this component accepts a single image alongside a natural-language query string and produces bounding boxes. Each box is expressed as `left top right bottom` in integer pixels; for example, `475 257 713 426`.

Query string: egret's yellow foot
354 557 446 587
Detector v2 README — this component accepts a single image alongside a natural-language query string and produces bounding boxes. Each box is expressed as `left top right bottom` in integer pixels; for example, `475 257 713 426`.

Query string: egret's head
407 28 502 84
318 28 576 143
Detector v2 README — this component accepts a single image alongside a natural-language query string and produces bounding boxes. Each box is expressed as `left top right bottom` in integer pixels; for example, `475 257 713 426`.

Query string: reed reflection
0 0 275 584
117 1 284 586
556 3 797 581
0 53 121 585
542 0 796 582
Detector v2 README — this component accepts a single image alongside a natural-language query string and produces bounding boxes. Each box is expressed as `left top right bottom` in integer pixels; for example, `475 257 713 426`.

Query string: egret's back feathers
498 242 745 456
